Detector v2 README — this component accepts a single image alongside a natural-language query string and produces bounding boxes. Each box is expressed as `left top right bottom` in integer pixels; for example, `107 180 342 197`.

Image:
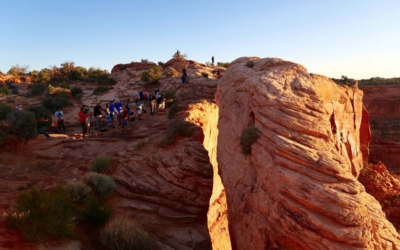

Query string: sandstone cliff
362 86 400 171
215 57 400 249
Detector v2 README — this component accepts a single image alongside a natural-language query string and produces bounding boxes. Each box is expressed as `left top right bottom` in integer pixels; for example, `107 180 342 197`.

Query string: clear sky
1 0 399 79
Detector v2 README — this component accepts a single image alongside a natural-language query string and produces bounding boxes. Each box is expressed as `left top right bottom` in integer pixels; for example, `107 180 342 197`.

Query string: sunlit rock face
215 57 400 249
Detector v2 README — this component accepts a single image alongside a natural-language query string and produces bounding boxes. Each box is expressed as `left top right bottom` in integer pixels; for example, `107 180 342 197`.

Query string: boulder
215 57 400 249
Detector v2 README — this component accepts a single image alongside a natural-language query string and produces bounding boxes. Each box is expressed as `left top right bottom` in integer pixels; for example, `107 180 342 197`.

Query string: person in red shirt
78 106 91 137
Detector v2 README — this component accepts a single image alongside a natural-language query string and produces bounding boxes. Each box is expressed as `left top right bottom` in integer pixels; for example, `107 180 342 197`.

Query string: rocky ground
0 60 224 250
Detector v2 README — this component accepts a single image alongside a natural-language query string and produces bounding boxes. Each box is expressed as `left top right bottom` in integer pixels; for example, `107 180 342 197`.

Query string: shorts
138 109 143 115
122 120 128 127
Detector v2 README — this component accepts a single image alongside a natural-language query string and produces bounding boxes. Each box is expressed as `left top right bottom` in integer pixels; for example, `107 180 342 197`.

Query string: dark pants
57 119 65 132
81 122 87 135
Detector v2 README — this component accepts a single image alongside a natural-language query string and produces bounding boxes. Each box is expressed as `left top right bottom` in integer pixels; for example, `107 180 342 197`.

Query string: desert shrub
0 85 10 96
90 155 113 173
165 67 179 77
246 60 255 68
240 126 260 154
201 72 209 78
60 82 70 89
141 59 149 63
5 110 37 141
100 217 154 250
4 186 76 242
78 197 113 227
0 104 12 120
168 103 182 120
141 66 162 85
27 83 46 97
24 105 52 130
47 84 70 95
41 95 71 113
65 181 92 203
83 172 115 199
11 86 19 94
70 87 83 99
161 90 177 107
93 86 111 95
217 62 231 68
158 61 165 67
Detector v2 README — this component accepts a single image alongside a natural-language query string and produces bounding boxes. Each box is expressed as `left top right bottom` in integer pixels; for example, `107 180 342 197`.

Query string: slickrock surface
216 57 400 249
0 61 221 249
362 86 400 171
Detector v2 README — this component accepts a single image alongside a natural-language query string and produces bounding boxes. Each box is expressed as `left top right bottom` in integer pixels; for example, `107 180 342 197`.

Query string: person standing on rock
182 66 188 84
212 56 214 65
93 103 103 130
55 107 65 133
78 106 91 137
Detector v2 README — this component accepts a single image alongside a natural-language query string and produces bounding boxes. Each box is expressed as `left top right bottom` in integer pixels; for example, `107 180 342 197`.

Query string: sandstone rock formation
215 57 400 249
362 86 400 171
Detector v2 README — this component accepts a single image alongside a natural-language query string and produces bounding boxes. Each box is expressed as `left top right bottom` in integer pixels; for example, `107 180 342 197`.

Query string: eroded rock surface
362 86 400 171
216 57 400 249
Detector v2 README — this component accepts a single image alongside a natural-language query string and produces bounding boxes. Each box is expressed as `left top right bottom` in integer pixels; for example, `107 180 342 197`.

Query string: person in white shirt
55 107 65 133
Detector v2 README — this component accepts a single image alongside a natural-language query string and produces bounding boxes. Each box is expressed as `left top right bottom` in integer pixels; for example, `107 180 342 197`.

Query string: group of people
54 89 168 137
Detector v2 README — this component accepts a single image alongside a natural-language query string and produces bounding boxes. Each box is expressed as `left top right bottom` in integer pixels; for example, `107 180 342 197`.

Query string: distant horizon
1 0 399 80
1 56 399 81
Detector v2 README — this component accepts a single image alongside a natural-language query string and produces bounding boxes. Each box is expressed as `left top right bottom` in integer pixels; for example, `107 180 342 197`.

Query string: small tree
7 64 29 76
141 66 162 85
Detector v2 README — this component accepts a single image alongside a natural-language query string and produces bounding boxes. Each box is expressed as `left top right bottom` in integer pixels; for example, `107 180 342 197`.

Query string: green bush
60 82 70 89
41 95 71 113
24 105 52 130
141 66 162 85
70 87 83 99
0 104 12 120
0 85 10 96
11 86 19 95
158 61 165 67
83 172 115 199
5 110 37 141
217 62 231 68
4 186 76 242
240 126 260 154
65 181 92 203
246 60 255 68
201 72 209 78
100 217 154 250
93 86 111 95
168 103 182 120
27 83 46 97
79 197 113 227
89 155 113 173
161 90 177 107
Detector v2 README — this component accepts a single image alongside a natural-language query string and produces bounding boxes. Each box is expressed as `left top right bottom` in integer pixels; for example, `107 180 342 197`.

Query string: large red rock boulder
215 57 400 249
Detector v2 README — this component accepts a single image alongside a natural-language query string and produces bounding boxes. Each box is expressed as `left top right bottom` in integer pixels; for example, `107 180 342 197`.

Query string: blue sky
1 0 399 79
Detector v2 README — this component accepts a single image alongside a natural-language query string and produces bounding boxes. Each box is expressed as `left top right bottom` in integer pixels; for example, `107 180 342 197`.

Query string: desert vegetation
240 126 260 154
100 217 154 250
141 65 162 85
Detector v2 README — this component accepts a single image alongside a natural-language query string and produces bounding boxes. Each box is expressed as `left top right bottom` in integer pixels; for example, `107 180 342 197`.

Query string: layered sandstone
362 86 400 171
216 57 400 249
